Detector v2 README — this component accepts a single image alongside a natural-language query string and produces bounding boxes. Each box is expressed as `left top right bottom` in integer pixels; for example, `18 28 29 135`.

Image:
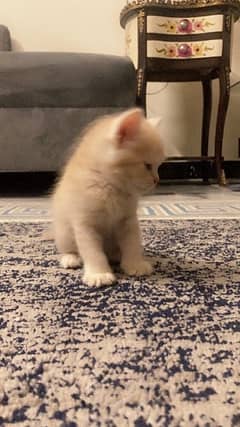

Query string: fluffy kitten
52 108 165 287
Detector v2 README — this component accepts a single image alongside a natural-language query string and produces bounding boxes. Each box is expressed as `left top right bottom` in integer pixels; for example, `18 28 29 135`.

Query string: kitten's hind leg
60 253 81 269
54 221 82 269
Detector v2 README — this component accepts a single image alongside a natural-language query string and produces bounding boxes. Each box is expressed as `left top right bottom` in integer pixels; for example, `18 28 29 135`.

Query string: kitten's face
106 109 165 194
123 160 160 194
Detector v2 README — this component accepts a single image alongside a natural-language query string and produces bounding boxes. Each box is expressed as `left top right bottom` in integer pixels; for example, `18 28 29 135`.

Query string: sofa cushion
0 52 136 108
0 107 126 172
0 25 11 51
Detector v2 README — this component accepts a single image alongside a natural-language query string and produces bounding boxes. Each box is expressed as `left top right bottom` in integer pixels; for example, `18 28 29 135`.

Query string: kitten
52 108 165 287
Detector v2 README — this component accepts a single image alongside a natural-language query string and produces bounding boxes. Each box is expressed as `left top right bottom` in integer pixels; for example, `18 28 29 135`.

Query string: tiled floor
0 183 239 222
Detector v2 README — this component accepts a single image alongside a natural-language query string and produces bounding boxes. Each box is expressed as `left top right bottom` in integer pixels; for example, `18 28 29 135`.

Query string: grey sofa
0 25 137 172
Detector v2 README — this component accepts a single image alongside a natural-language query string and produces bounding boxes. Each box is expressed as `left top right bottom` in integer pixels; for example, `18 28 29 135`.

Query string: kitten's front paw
121 259 153 276
83 272 116 288
60 254 82 269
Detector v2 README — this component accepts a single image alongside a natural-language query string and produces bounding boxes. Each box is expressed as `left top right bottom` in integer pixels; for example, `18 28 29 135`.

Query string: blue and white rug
0 219 239 426
0 185 239 221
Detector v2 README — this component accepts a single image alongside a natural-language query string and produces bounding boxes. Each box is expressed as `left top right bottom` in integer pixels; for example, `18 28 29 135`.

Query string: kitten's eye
144 163 152 171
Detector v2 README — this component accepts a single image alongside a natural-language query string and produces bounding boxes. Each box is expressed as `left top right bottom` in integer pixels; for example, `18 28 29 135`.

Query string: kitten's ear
110 108 144 145
147 116 162 128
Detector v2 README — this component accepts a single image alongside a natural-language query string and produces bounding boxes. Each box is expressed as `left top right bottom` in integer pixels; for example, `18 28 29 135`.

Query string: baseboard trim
159 160 240 181
0 161 239 196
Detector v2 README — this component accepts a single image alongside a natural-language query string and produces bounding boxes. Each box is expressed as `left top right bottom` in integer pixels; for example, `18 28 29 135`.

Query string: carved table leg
201 79 212 183
136 67 147 114
215 66 230 185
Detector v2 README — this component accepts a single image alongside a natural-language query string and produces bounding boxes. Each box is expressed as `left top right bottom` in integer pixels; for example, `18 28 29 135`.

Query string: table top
120 0 240 27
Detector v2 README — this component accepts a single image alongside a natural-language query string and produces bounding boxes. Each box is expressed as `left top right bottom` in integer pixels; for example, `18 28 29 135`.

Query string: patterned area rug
0 184 240 221
0 220 240 427
1 197 240 221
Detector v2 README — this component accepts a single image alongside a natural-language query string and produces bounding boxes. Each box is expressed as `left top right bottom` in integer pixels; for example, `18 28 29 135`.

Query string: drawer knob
178 43 192 57
179 19 192 33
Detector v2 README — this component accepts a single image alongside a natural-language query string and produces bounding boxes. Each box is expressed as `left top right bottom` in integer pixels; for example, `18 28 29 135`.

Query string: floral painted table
120 0 240 184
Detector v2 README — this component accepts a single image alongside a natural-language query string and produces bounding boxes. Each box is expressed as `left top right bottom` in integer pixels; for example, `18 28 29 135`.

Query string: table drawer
147 14 224 35
147 39 223 59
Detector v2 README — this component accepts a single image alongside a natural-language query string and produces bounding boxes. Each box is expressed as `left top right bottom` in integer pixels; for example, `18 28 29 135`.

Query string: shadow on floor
0 172 57 197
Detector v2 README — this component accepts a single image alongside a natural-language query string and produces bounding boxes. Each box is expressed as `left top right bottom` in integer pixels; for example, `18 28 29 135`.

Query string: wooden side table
120 0 240 185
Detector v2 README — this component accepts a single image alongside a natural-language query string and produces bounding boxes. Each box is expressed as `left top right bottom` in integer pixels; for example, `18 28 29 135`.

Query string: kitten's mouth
135 183 156 195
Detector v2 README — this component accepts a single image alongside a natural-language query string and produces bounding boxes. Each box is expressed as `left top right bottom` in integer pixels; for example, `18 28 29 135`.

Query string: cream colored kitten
52 108 165 287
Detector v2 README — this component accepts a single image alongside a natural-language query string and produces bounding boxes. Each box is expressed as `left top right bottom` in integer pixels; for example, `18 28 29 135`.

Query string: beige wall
0 0 126 53
1 0 240 159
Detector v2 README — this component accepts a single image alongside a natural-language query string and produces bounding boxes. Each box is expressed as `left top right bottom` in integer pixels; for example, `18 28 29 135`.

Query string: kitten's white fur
52 109 165 287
